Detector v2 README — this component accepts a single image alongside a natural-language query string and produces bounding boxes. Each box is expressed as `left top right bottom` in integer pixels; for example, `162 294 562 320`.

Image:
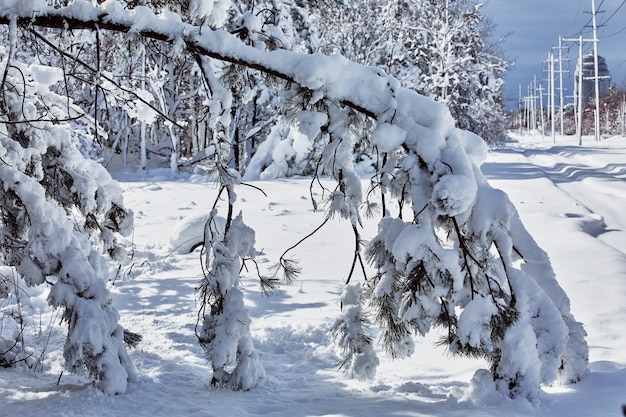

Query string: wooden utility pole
528 82 536 131
622 94 625 137
563 34 590 145
577 35 584 145
517 84 524 135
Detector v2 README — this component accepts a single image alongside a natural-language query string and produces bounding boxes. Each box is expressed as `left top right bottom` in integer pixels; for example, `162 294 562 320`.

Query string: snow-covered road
484 140 626 255
484 135 626 379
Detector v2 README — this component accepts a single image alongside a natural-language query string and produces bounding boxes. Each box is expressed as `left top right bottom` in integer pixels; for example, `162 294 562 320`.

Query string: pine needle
269 257 302 285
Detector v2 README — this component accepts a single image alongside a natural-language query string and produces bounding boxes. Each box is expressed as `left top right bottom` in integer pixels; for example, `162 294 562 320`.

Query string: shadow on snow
483 146 626 184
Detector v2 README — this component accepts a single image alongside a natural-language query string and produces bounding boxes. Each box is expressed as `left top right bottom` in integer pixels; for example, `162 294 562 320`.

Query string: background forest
42 0 508 177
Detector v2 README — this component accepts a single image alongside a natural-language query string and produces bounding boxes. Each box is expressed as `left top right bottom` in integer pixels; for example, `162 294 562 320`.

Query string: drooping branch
452 216 479 298
0 6 382 120
345 223 367 285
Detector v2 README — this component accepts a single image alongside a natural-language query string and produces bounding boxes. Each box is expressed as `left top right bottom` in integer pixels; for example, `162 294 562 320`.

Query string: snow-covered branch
0 2 395 120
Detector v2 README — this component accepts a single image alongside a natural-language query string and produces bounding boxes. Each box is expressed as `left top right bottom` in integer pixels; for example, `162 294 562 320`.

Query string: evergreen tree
0 20 136 393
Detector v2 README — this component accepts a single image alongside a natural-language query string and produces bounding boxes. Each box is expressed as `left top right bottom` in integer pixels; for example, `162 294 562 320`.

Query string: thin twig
345 223 367 285
29 28 185 130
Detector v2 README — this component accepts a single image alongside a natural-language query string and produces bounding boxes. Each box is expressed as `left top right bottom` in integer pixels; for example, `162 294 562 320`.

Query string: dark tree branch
345 223 367 285
452 216 478 298
0 11 379 120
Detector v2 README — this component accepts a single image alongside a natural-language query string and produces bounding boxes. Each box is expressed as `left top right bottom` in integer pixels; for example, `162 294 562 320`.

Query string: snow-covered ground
2 132 626 416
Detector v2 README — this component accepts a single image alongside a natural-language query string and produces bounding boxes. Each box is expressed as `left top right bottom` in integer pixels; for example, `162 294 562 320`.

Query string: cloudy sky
483 0 626 108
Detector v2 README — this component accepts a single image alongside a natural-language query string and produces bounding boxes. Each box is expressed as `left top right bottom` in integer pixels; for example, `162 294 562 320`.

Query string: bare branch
28 28 186 130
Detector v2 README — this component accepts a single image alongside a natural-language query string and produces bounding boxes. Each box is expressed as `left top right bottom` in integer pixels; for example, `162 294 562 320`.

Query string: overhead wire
599 0 626 26
612 59 626 71
598 0 626 37
566 0 607 38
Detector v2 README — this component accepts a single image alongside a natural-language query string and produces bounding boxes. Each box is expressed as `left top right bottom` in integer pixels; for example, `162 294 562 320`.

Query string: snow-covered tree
0 0 588 400
310 0 509 143
407 0 509 142
196 209 265 390
0 18 136 394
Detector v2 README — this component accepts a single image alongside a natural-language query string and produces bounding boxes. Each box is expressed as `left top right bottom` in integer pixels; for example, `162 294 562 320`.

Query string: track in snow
483 142 626 255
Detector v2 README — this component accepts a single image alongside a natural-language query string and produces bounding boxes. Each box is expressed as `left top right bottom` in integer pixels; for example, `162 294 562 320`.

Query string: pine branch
452 216 480 298
268 257 302 285
270 216 330 284
122 329 142 349
345 223 367 285
0 10 381 119
244 256 279 296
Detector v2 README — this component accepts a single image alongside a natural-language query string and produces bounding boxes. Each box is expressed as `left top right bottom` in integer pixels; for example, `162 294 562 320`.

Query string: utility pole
577 35 584 145
537 81 546 136
547 52 556 143
523 87 528 134
528 82 536 131
553 36 569 136
518 83 523 134
622 93 625 137
591 0 601 141
563 34 590 145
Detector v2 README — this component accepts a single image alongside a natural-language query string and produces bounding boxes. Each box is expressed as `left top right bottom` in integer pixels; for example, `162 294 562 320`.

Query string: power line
566 0 608 38
576 0 585 18
601 25 626 38
599 0 626 26
597 0 626 38
566 15 593 38
612 58 626 71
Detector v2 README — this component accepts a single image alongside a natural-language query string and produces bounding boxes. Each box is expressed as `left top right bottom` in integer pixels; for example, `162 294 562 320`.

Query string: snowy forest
1 0 617 416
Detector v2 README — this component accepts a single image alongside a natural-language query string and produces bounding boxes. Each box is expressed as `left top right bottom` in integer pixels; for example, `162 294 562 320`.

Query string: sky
483 0 626 109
